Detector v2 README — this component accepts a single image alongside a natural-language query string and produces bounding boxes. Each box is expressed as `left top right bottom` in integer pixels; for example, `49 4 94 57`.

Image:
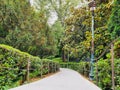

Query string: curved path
10 68 101 90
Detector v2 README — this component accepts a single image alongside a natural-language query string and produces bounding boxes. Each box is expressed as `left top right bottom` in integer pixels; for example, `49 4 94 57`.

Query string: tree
46 0 80 27
62 1 113 61
0 0 59 58
0 0 36 50
108 0 120 39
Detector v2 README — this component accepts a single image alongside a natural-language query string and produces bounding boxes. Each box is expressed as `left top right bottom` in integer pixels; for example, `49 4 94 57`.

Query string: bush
52 57 90 77
94 59 120 90
0 44 60 89
58 58 120 90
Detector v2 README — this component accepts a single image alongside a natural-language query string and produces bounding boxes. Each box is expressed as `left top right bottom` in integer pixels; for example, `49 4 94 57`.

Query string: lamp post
88 0 96 80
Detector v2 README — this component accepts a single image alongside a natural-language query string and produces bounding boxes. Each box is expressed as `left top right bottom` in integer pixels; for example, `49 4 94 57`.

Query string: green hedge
59 59 120 90
52 58 90 77
60 62 90 77
0 44 59 90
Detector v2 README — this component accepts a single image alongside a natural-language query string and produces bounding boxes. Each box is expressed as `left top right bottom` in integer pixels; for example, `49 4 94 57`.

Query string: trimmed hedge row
0 44 59 90
60 62 90 77
59 59 120 90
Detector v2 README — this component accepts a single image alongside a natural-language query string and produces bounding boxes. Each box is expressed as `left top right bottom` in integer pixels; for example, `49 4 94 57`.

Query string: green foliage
61 1 113 61
53 54 120 90
5 27 33 51
60 61 90 77
46 0 80 27
0 44 59 89
62 7 90 61
0 0 120 89
108 0 120 39
114 59 120 90
94 59 111 90
0 0 59 58
94 59 120 90
51 57 63 63
114 39 120 58
52 58 90 77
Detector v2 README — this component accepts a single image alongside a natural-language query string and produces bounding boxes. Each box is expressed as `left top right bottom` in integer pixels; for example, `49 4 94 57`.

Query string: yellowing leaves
40 36 46 45
80 41 90 49
35 36 47 46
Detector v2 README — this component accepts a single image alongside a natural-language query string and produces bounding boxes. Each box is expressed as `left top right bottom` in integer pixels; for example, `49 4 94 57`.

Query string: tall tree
0 0 59 58
46 0 80 27
62 1 113 61
0 0 35 50
108 0 120 39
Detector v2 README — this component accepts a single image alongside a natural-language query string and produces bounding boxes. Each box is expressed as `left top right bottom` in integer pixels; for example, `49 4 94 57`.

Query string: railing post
27 58 30 83
48 62 49 74
111 43 115 90
96 61 98 85
41 59 43 78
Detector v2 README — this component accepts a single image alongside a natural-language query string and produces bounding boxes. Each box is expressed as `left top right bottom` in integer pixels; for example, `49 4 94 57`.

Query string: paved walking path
10 68 101 90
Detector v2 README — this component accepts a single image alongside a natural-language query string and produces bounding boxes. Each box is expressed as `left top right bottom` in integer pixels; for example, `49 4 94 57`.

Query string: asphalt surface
10 68 101 90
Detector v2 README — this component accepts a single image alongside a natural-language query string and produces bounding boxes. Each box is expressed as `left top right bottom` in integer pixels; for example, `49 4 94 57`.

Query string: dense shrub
57 57 120 90
0 44 59 89
52 57 90 77
94 59 120 90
